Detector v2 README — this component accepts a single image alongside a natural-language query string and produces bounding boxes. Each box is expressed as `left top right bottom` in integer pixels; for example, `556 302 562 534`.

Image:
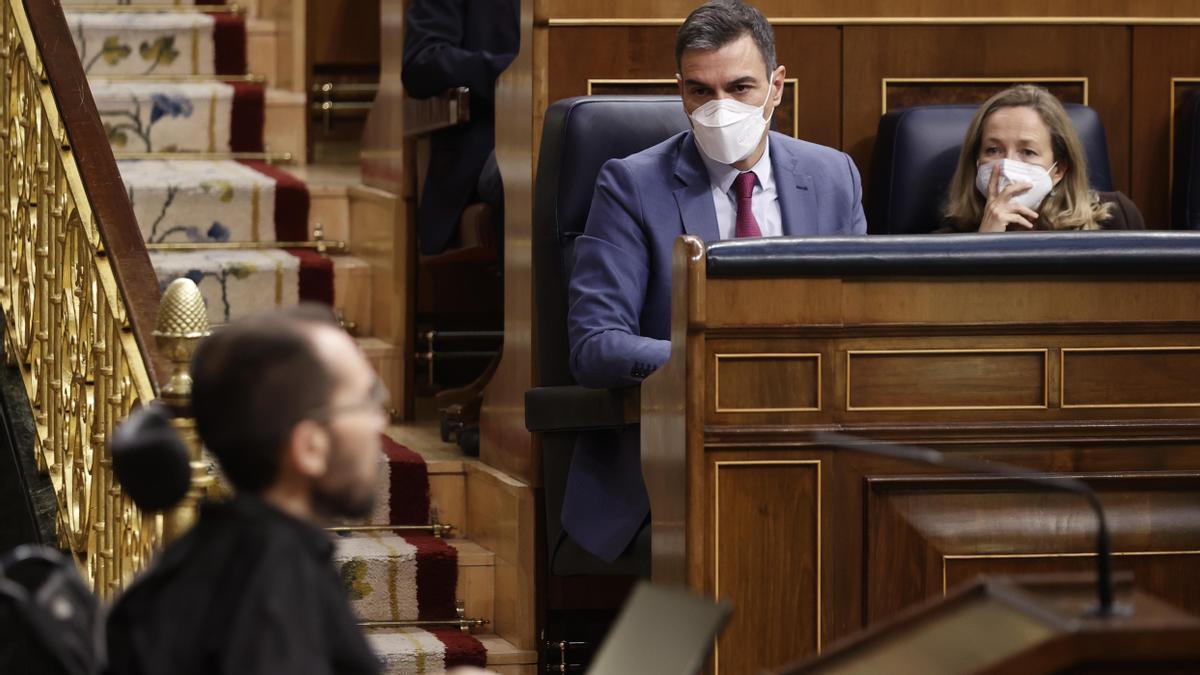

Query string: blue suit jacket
563 130 867 562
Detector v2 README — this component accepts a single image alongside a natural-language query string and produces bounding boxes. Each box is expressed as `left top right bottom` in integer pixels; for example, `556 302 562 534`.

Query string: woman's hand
979 165 1040 232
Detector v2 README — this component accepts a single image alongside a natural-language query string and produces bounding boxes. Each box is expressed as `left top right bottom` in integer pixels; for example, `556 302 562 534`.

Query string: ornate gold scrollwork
0 0 158 597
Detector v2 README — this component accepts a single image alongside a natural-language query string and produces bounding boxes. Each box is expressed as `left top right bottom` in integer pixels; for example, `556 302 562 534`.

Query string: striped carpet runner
65 0 329 325
62 2 491 671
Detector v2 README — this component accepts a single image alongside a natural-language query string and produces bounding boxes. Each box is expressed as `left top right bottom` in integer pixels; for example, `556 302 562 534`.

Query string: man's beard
311 437 375 520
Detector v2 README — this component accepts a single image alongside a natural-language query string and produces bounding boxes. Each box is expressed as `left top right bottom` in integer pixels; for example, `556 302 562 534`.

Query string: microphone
810 431 1121 617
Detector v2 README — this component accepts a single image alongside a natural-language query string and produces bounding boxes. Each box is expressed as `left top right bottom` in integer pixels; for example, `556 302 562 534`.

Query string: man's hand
978 163 1039 233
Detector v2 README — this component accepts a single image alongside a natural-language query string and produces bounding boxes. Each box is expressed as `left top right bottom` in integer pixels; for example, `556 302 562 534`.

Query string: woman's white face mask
689 86 773 165
975 158 1058 211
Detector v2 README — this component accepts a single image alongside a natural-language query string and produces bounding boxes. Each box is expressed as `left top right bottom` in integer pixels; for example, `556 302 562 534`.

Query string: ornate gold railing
1 0 163 598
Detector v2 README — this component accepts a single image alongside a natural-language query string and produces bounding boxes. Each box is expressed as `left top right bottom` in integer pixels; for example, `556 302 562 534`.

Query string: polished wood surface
26 0 164 386
480 0 538 483
644 235 1200 674
775 575 1200 675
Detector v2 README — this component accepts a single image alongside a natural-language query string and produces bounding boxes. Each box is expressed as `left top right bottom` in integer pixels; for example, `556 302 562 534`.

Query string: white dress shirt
697 138 783 239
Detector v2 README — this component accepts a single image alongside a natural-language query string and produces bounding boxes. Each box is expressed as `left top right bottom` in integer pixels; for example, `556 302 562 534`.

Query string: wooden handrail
24 0 164 389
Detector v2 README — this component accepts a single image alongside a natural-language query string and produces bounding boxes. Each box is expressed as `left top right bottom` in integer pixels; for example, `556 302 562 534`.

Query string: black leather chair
524 96 689 576
1173 89 1200 230
868 104 1114 234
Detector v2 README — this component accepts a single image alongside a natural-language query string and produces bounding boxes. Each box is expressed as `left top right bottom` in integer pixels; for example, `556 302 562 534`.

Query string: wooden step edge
448 538 495 567
385 423 468 476
478 634 539 666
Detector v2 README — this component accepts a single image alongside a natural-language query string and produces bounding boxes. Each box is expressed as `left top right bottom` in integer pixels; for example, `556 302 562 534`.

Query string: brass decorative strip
327 523 457 538
713 352 822 413
546 17 1200 27
3 0 158 597
1060 346 1200 409
587 78 800 138
880 76 1089 116
941 549 1200 594
114 151 295 163
146 240 348 253
92 74 264 83
359 618 490 630
846 348 1050 412
65 4 244 14
713 459 823 670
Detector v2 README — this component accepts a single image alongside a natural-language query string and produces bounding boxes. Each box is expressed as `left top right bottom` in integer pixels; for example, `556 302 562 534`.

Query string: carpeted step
367 629 487 673
334 533 459 623
91 80 263 153
66 11 244 77
150 248 334 324
118 159 307 244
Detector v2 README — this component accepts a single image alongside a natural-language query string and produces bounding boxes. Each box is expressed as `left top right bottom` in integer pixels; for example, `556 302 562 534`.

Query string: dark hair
190 304 341 493
675 0 776 75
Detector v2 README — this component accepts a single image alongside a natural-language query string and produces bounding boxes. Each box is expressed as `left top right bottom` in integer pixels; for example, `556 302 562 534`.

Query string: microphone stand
810 431 1118 617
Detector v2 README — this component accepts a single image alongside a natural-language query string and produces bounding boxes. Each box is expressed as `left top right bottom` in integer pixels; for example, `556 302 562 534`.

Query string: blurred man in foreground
106 305 387 675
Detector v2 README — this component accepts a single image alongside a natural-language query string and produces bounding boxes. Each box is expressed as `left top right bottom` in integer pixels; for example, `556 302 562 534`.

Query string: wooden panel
588 79 801 138
481 0 537 482
1132 27 1200 229
546 26 841 148
714 353 821 413
842 25 1131 196
847 350 1046 411
864 474 1200 625
883 77 1086 113
1062 347 1200 408
541 1 1200 20
712 460 821 675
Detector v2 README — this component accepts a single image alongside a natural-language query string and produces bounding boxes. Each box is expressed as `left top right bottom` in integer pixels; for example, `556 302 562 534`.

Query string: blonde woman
940 85 1143 232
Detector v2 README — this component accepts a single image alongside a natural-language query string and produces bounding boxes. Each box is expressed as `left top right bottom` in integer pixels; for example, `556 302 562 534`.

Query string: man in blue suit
562 0 867 564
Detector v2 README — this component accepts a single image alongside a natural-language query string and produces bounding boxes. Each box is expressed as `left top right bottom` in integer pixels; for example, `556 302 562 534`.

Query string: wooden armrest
524 385 640 434
404 87 471 138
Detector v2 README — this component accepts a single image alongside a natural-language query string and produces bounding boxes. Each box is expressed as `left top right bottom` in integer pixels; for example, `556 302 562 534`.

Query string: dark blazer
938 191 1146 232
401 0 519 255
563 130 867 561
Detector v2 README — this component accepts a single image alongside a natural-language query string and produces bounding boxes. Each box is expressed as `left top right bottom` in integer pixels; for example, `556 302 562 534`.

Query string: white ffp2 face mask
689 86 773 165
975 159 1057 212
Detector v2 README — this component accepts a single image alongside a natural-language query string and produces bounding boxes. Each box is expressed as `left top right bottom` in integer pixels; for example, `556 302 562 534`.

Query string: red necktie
734 171 761 238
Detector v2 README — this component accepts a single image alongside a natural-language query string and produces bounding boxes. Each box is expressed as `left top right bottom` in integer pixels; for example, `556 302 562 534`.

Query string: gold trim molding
587 78 801 138
881 77 1089 116
846 348 1050 412
713 459 823 670
713 352 822 413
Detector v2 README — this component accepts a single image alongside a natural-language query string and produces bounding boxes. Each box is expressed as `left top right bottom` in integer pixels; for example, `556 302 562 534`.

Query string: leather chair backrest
1173 89 1200 230
532 96 690 386
867 104 1114 234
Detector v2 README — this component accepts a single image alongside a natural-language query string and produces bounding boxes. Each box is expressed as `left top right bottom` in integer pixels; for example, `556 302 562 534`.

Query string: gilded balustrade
0 0 158 597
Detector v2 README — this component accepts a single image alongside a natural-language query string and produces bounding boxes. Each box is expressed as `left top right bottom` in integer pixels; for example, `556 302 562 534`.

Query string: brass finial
154 278 211 401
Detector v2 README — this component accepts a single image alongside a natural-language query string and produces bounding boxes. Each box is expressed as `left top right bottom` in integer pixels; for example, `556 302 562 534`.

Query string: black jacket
402 0 519 255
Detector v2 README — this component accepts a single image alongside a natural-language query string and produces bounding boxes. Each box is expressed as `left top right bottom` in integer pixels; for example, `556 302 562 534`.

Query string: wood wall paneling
1062 347 1200 408
545 26 841 148
846 350 1047 411
1131 27 1200 230
842 25 1131 197
481 0 538 481
711 458 821 675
